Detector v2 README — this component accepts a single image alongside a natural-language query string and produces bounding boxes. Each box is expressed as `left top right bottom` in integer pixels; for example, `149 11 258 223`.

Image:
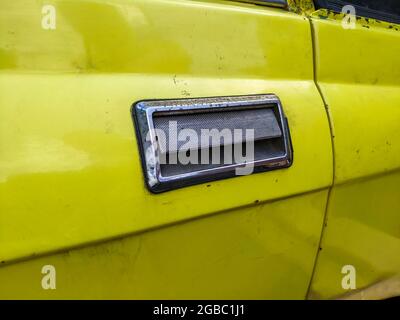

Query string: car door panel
0 190 329 299
0 0 332 298
308 9 400 299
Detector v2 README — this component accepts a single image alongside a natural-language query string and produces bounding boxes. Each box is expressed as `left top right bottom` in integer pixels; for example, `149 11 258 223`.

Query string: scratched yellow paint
308 5 400 299
287 0 314 15
0 191 328 299
2 0 399 300
0 0 332 298
288 0 400 31
311 8 400 31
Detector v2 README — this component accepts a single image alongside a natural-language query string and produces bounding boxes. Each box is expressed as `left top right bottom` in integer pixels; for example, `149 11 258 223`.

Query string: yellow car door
307 1 400 299
0 0 332 299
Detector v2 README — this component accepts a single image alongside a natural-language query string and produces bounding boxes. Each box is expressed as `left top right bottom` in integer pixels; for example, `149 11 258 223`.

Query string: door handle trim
132 94 293 193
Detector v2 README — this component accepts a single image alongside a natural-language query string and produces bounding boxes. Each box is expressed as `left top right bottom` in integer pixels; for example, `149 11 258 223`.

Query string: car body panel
0 190 328 299
308 12 400 299
0 0 332 298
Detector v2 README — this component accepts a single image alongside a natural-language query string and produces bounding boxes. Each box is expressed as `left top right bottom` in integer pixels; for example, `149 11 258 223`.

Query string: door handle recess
132 94 293 193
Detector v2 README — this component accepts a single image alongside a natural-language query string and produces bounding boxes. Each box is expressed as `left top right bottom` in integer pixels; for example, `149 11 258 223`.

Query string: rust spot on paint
311 8 400 32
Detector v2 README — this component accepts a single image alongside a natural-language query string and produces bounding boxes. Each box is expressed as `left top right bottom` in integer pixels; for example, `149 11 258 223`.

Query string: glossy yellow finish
0 0 310 78
309 15 400 298
310 173 400 299
0 191 328 299
0 0 332 298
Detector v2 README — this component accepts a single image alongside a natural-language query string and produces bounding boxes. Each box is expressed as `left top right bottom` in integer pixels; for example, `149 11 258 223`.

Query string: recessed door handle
132 94 293 193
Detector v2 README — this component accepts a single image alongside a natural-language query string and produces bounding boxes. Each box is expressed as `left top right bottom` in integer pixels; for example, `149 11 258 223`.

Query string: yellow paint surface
309 14 400 299
0 191 328 299
0 0 332 298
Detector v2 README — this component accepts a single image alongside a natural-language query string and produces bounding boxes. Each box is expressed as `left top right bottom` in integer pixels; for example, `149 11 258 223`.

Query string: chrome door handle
132 94 293 193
